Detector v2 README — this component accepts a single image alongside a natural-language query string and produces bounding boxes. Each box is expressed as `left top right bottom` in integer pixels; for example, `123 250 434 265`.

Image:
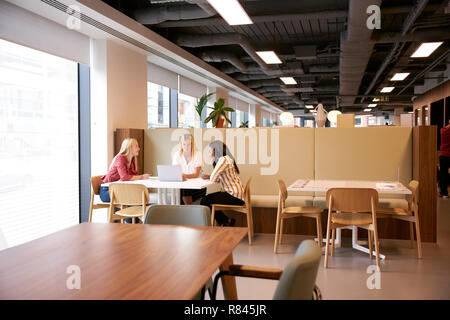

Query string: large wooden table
0 223 247 300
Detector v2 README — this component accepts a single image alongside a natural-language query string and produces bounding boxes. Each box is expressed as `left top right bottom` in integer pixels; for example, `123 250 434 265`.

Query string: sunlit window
147 82 170 128
178 93 197 128
0 39 79 247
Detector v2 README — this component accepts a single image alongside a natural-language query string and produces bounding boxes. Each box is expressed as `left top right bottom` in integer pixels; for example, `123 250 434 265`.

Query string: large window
147 82 170 128
236 110 248 127
0 39 79 247
178 93 197 128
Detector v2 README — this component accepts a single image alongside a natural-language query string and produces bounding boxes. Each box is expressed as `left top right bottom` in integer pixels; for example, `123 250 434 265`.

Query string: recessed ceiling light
368 104 377 108
411 42 443 58
364 109 372 112
381 87 395 93
206 0 253 25
256 51 282 64
305 105 314 109
390 73 410 81
280 77 297 85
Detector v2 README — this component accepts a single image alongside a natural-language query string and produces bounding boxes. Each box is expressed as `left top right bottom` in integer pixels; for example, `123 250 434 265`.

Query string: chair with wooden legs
211 177 254 245
324 188 381 269
274 179 323 254
377 180 422 258
108 183 149 223
89 175 110 222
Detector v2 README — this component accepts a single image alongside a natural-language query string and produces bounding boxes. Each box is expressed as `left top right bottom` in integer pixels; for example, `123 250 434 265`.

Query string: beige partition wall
314 127 412 184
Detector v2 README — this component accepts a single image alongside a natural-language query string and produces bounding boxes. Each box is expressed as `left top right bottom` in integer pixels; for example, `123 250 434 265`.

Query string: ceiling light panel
256 51 282 64
381 87 395 93
390 73 410 81
411 42 443 58
206 0 253 25
280 77 297 85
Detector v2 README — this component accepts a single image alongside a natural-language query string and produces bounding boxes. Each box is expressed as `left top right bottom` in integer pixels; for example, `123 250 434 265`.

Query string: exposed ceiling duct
339 0 382 106
176 33 294 76
362 0 429 103
244 79 282 89
134 0 216 24
199 51 248 72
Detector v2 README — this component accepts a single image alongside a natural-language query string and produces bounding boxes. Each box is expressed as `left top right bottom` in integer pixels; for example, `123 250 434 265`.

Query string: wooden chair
211 177 254 245
108 183 149 223
325 188 381 269
377 180 422 258
274 179 323 253
88 175 110 222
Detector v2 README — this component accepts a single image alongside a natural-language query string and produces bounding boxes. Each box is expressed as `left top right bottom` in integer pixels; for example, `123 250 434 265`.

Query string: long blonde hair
179 134 195 157
110 138 139 171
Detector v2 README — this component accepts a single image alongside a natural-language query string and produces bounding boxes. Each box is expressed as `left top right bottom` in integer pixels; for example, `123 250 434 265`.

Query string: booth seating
143 126 413 240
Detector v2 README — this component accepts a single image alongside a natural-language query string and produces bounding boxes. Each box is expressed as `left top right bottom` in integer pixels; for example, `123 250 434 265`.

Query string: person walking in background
439 119 450 198
200 140 244 226
101 138 151 222
172 133 206 205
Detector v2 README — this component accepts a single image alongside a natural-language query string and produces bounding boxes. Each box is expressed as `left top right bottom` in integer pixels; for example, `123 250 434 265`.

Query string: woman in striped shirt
200 140 244 226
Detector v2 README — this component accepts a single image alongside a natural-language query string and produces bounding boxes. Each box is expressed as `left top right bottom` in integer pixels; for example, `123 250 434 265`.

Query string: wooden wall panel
114 128 144 174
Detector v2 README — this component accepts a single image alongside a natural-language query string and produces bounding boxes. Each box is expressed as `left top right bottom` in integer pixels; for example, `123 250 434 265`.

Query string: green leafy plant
195 92 215 119
239 120 249 128
204 98 234 128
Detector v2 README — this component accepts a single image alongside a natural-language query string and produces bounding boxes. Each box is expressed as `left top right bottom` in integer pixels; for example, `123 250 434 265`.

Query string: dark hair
209 140 240 174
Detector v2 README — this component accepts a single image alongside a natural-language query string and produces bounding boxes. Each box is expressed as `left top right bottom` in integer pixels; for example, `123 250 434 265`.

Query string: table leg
162 189 167 205
175 188 180 205
351 226 385 260
171 188 176 204
219 253 238 300
157 188 162 205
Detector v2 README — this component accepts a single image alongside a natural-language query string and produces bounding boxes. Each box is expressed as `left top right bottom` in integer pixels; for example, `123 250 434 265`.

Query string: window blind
0 0 90 65
179 76 207 98
147 62 178 90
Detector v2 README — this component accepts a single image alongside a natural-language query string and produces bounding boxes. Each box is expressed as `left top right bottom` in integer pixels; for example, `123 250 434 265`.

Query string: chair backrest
277 179 288 208
273 240 322 300
243 177 252 207
407 180 419 214
90 175 104 195
326 188 379 213
109 183 149 206
143 205 211 226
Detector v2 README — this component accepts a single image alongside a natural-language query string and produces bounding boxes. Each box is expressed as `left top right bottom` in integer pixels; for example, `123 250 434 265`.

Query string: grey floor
215 198 450 300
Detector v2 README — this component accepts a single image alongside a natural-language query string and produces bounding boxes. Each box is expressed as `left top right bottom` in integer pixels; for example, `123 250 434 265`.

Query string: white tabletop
287 179 411 195
101 177 216 190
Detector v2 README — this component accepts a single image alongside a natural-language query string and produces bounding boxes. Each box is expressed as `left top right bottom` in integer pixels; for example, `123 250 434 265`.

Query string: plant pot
215 117 225 128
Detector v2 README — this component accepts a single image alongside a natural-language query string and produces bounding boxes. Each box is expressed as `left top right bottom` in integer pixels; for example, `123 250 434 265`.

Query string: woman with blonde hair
172 133 205 205
100 138 150 222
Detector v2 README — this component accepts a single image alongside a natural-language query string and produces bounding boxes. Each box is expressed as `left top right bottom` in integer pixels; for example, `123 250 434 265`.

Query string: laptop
157 165 183 182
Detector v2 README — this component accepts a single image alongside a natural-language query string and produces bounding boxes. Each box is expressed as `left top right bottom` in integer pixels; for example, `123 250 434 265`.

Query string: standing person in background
172 134 206 205
200 140 244 226
101 138 151 222
439 119 450 198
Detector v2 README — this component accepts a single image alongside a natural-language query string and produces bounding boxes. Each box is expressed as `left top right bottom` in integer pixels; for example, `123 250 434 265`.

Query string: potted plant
239 120 249 128
194 92 215 128
204 98 234 128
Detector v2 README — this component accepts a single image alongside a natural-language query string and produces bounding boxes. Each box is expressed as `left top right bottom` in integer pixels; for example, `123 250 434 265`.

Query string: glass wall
0 39 79 247
147 82 170 128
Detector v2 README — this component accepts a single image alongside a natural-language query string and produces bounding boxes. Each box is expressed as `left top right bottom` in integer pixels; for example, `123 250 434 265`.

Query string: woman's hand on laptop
141 173 151 180
200 173 210 180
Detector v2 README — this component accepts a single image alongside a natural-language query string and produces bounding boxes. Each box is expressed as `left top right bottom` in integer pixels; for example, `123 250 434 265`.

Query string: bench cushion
313 196 409 210
251 195 314 208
